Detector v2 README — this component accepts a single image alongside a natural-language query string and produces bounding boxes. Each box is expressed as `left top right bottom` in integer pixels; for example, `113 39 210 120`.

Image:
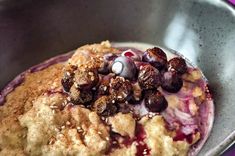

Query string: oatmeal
139 116 190 156
0 41 213 156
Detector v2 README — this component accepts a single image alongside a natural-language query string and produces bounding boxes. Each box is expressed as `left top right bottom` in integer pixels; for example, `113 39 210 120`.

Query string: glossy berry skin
142 47 167 70
168 57 187 75
145 90 168 112
161 71 183 93
111 56 137 80
93 96 118 116
138 64 161 90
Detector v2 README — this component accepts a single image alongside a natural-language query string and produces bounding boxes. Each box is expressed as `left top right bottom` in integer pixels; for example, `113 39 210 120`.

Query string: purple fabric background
228 0 235 5
222 143 235 156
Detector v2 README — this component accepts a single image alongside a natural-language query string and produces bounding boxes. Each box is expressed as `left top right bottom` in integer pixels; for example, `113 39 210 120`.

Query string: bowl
0 0 235 155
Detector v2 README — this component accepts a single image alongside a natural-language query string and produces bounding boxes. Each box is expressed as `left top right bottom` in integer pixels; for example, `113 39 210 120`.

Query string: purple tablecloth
222 143 235 156
228 0 235 5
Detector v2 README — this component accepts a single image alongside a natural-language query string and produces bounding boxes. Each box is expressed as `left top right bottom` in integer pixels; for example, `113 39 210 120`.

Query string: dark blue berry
98 61 110 74
128 82 143 104
61 73 74 92
168 57 187 75
145 90 168 112
70 85 93 104
142 47 167 70
138 64 161 90
74 68 99 90
103 53 118 61
93 96 118 116
97 74 113 95
161 71 183 93
111 56 137 80
109 76 132 102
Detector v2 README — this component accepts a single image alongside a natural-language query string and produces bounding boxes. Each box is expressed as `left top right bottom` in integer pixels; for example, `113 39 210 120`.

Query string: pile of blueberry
61 47 187 117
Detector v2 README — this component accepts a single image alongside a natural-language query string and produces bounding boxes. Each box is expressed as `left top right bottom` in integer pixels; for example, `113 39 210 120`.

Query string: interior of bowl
0 0 235 155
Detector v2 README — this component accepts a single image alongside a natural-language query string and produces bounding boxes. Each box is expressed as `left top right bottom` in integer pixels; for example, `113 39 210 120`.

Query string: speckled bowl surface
0 0 235 155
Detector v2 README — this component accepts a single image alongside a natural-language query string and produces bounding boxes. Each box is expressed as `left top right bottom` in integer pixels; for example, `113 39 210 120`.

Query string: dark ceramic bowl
0 0 235 155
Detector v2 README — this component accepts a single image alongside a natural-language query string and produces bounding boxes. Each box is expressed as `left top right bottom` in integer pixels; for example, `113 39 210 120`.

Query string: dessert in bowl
0 41 214 156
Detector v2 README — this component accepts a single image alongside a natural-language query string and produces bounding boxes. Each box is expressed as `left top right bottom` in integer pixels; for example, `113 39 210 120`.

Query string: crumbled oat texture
0 63 64 155
108 113 136 138
67 41 120 69
140 116 190 156
18 93 67 155
19 93 110 156
109 144 137 156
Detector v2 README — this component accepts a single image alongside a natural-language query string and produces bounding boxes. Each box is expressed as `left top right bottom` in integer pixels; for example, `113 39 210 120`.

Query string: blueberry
69 85 93 104
121 49 141 61
103 53 118 61
61 72 74 92
118 103 131 114
93 96 118 116
168 57 187 75
98 60 110 74
61 65 77 92
161 71 183 93
142 47 167 70
144 90 168 112
111 56 137 80
128 82 143 104
138 64 161 90
74 68 99 90
134 61 150 70
109 76 132 102
97 74 113 95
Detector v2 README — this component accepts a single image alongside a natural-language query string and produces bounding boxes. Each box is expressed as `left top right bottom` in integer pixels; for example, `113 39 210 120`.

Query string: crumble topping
109 144 137 156
19 93 110 156
108 113 136 138
140 116 190 156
